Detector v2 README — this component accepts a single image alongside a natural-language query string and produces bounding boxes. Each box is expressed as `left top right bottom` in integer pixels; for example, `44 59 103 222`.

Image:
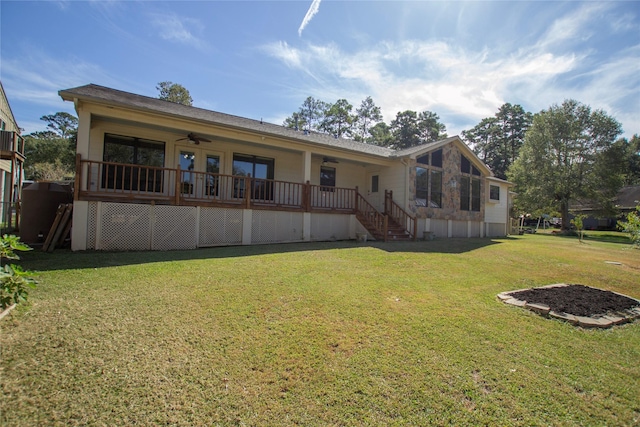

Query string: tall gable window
103 133 165 192
415 149 443 208
460 154 481 211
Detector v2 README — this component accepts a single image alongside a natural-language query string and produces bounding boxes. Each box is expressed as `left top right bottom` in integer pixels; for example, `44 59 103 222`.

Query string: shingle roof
59 84 396 158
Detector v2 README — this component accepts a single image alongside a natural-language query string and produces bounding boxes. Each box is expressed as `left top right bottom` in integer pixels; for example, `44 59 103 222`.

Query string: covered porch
72 155 417 250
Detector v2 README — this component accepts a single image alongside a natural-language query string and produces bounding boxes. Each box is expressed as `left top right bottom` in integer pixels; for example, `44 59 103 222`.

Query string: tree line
282 96 448 150
21 82 640 231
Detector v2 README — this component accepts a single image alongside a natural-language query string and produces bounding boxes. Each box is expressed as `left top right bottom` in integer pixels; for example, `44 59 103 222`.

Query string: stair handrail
355 192 388 242
385 190 417 241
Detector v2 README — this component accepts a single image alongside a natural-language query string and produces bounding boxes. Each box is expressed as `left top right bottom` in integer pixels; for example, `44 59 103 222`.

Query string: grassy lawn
1 234 639 426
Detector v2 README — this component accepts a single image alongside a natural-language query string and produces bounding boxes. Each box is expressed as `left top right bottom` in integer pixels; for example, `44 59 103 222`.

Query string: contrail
298 0 322 37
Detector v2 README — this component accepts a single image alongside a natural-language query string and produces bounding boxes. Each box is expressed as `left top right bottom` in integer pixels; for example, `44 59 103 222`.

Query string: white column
72 201 89 251
303 151 312 182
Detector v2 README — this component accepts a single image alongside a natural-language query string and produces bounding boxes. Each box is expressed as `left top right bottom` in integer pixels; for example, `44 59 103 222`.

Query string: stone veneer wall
408 143 484 222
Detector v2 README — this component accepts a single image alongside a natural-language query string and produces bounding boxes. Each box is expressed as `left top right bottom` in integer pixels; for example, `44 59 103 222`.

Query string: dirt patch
509 284 639 317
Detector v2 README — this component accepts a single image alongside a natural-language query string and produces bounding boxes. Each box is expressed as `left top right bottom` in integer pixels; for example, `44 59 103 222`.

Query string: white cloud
150 13 208 51
262 38 581 133
298 0 322 37
1 49 125 133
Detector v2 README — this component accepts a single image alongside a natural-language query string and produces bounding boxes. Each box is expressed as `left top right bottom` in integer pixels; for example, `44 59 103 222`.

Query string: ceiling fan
322 156 339 164
176 132 212 145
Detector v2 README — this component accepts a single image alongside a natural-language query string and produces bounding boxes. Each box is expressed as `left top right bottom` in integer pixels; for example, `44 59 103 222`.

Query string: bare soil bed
509 284 640 317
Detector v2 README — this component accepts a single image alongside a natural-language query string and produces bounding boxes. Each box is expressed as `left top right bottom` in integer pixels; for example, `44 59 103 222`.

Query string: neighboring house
0 81 26 232
60 84 514 251
570 185 640 230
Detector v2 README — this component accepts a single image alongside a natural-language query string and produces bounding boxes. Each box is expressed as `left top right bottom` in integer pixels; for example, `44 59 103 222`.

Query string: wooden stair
355 191 416 242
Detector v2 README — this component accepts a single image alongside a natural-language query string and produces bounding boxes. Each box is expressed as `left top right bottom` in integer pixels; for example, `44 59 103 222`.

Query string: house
59 84 514 251
570 185 640 230
0 81 26 232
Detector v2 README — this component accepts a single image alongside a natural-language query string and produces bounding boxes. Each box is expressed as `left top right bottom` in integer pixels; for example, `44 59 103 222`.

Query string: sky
1 1 639 139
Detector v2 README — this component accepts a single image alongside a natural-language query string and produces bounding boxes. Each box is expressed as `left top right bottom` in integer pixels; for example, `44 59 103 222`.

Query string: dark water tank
20 182 73 244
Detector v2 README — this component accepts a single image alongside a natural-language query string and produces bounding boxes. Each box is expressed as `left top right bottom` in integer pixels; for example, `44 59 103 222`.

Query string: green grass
2 235 639 426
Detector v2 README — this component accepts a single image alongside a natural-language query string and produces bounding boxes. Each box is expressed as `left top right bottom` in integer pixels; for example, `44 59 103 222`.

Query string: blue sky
1 1 639 138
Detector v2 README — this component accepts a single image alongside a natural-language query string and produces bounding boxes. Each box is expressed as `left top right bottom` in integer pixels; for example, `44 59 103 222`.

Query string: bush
618 203 640 248
0 235 36 310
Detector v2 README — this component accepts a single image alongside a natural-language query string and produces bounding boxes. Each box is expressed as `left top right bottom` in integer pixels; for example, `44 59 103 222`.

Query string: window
461 155 481 175
460 176 481 211
471 178 481 211
102 133 165 192
460 154 481 211
430 170 443 208
320 166 336 191
415 148 444 208
232 153 274 200
490 185 500 201
415 168 442 208
205 155 220 196
371 175 379 193
416 167 428 202
431 149 442 168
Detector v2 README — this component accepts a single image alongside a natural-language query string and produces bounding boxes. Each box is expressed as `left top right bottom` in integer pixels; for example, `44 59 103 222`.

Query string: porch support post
244 175 251 209
76 108 91 158
74 154 82 200
174 167 181 206
447 219 453 238
303 151 312 182
304 180 311 212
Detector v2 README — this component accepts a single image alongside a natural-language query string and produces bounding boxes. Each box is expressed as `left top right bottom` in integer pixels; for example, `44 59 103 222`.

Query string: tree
612 134 640 185
390 110 421 149
354 96 383 142
283 96 328 132
368 122 393 147
156 81 193 106
508 99 623 231
462 117 500 170
23 113 78 181
418 111 447 143
462 103 532 179
40 112 78 139
319 99 354 138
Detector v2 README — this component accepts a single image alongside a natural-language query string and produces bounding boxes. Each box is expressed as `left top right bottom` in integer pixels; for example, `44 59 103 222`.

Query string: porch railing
0 130 25 156
75 156 358 213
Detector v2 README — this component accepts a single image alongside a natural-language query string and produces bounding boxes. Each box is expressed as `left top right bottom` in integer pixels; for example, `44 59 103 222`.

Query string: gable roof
0 81 20 132
393 135 494 177
59 84 500 181
59 84 394 158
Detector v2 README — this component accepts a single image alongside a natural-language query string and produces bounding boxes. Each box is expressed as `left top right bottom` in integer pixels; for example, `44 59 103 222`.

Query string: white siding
485 182 509 225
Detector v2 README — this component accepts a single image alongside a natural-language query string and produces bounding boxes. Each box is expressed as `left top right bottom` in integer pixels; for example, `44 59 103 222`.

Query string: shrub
618 203 640 249
0 235 36 310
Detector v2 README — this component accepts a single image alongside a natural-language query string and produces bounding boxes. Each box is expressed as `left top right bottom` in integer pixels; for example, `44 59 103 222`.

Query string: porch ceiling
92 113 393 167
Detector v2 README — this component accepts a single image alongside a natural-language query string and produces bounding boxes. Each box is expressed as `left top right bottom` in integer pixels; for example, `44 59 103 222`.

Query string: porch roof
59 84 395 159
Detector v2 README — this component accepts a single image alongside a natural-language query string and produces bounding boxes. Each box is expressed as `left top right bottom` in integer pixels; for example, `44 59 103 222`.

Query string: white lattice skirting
84 202 355 251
